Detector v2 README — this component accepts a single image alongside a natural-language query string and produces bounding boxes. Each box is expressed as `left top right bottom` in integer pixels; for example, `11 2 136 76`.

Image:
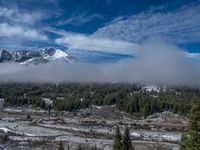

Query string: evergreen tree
180 133 188 150
113 126 122 150
187 97 200 150
123 127 133 150
189 98 199 131
180 97 200 150
91 144 97 150
59 140 64 150
78 145 83 150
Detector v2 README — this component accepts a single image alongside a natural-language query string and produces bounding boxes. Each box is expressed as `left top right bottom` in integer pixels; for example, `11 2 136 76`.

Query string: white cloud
55 32 139 55
57 14 102 26
93 5 200 44
52 4 200 56
1 39 200 88
0 1 57 49
0 23 48 41
0 0 60 25
185 52 200 61
0 6 44 24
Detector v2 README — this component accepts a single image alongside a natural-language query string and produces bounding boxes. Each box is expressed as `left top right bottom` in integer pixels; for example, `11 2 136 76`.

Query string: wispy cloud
185 52 200 61
57 13 102 26
0 6 45 24
0 23 47 41
93 4 200 44
0 0 57 49
0 0 200 62
51 3 200 57
54 32 139 55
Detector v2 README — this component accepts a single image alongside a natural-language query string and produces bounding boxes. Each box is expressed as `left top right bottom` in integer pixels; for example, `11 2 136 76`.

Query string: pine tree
188 97 200 150
123 127 133 150
180 133 188 150
94 144 97 150
91 144 97 150
113 126 122 150
189 98 199 131
59 140 64 150
78 145 83 150
67 144 70 150
180 97 200 150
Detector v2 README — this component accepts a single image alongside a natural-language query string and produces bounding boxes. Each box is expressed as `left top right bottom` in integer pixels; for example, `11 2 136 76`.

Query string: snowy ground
0 107 183 150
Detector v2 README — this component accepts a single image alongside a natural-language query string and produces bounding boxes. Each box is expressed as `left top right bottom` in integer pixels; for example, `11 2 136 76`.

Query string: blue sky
0 0 200 62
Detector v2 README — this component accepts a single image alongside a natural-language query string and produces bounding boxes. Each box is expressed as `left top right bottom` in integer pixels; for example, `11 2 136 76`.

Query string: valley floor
0 106 186 150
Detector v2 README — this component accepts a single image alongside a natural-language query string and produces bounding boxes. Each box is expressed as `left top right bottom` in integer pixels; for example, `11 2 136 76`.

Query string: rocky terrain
0 102 185 150
0 48 74 65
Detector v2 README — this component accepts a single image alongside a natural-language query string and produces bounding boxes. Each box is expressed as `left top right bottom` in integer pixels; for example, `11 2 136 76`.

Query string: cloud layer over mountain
0 39 200 88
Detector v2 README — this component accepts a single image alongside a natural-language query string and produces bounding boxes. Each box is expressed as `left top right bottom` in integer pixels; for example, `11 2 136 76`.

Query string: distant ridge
0 48 74 65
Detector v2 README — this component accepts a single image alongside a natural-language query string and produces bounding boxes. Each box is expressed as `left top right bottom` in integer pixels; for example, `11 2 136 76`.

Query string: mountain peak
0 49 12 62
40 48 56 57
0 48 75 64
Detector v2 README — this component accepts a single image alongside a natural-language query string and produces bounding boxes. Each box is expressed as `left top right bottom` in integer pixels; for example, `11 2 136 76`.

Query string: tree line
1 83 200 117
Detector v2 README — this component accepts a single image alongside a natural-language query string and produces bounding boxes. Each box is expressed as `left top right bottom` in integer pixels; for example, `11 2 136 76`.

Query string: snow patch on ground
0 127 12 133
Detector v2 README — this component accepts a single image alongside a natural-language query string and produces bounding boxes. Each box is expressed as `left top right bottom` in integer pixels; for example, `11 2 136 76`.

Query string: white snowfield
44 49 70 60
3 108 45 113
131 130 181 142
19 58 37 65
143 85 161 92
0 127 11 133
19 49 74 65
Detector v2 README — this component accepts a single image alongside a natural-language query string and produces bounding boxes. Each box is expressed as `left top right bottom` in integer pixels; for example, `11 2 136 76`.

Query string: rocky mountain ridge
0 48 74 65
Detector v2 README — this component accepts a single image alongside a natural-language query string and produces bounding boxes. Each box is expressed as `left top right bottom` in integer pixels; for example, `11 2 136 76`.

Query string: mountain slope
0 49 12 62
0 48 74 65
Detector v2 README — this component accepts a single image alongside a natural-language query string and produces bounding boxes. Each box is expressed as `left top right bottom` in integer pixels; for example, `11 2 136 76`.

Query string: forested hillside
1 83 200 117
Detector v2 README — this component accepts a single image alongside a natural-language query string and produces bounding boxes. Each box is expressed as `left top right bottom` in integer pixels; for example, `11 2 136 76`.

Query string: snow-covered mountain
0 49 12 62
0 48 74 65
40 48 74 62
